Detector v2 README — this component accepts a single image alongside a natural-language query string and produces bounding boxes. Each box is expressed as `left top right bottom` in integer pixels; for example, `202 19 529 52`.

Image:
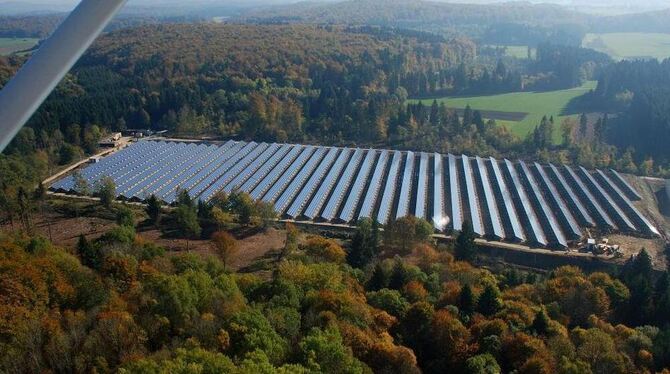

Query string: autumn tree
212 231 238 270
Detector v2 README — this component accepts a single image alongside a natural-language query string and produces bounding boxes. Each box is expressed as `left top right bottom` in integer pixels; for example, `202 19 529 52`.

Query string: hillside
240 0 590 39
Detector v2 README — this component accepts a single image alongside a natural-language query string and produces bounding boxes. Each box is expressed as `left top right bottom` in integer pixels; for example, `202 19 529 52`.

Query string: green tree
477 284 503 317
455 220 477 261
300 327 367 374
465 353 501 374
73 170 90 196
367 263 389 291
347 218 380 268
531 308 550 335
146 194 162 226
388 259 409 290
77 234 103 270
459 284 477 317
115 205 135 228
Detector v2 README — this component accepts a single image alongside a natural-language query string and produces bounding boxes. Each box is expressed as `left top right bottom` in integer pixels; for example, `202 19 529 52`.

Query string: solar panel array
51 140 661 249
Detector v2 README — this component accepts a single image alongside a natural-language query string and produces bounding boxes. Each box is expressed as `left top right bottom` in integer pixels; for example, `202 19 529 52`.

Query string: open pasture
412 81 596 141
583 33 670 61
0 37 39 55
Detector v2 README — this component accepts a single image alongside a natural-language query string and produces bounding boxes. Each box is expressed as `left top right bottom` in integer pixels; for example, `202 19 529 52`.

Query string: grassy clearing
0 37 39 55
583 33 670 60
411 81 597 141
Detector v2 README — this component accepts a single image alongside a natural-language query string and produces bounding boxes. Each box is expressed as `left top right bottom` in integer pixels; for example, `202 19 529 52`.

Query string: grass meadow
583 33 670 61
411 81 597 142
0 38 39 56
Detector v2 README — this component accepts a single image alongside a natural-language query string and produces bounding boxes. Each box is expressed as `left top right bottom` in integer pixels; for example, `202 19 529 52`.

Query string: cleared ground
583 33 670 61
0 37 39 55
412 81 597 141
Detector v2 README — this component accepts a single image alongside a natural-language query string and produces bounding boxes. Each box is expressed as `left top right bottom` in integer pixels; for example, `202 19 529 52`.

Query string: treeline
3 195 670 373
482 22 586 47
240 0 590 41
18 24 469 145
590 59 670 166
530 43 611 90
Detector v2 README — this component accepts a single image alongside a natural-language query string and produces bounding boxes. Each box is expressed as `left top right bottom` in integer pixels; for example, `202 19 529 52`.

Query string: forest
586 59 670 166
2 22 668 227
2 189 670 373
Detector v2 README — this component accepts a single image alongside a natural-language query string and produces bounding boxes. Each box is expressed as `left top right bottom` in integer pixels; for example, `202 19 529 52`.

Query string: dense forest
2 22 667 225
587 59 670 165
2 191 670 373
240 0 589 45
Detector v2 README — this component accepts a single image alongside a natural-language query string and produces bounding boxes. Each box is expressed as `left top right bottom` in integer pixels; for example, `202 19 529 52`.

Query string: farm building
51 140 660 250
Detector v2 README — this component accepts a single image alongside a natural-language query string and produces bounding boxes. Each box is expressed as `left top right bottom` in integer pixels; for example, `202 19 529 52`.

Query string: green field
0 37 39 56
412 81 597 141
583 33 670 60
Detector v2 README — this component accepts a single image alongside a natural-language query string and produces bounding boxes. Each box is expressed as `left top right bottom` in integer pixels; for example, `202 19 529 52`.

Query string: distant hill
239 0 590 35
594 9 670 34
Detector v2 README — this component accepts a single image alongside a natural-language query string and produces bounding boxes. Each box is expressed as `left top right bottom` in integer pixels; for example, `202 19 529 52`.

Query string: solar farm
50 140 661 250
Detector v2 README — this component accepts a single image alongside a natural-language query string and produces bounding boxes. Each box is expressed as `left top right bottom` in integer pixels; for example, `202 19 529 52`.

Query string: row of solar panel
51 140 659 248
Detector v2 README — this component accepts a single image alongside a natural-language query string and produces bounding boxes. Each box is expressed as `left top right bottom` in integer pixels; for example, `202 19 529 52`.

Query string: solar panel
87 141 175 193
376 151 402 225
462 155 484 236
562 165 616 230
321 149 365 221
239 144 292 194
121 143 209 200
609 169 642 201
358 150 390 221
199 142 271 202
189 141 260 201
547 163 595 228
518 161 567 248
53 140 155 191
54 139 656 247
578 166 636 232
595 170 659 236
396 151 416 219
117 143 195 197
222 143 282 194
475 157 504 240
432 153 448 231
339 150 377 223
112 143 186 195
533 162 582 241
250 145 304 200
303 148 353 220
262 146 317 203
284 148 339 218
157 141 239 203
489 158 525 242
415 153 429 219
503 159 547 247
143 144 220 200
448 154 463 232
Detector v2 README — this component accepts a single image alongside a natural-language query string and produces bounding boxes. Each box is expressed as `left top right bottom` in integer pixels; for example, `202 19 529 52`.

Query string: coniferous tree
459 284 476 317
531 309 550 335
388 260 409 290
477 284 502 317
455 220 476 262
146 195 162 226
367 263 389 291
